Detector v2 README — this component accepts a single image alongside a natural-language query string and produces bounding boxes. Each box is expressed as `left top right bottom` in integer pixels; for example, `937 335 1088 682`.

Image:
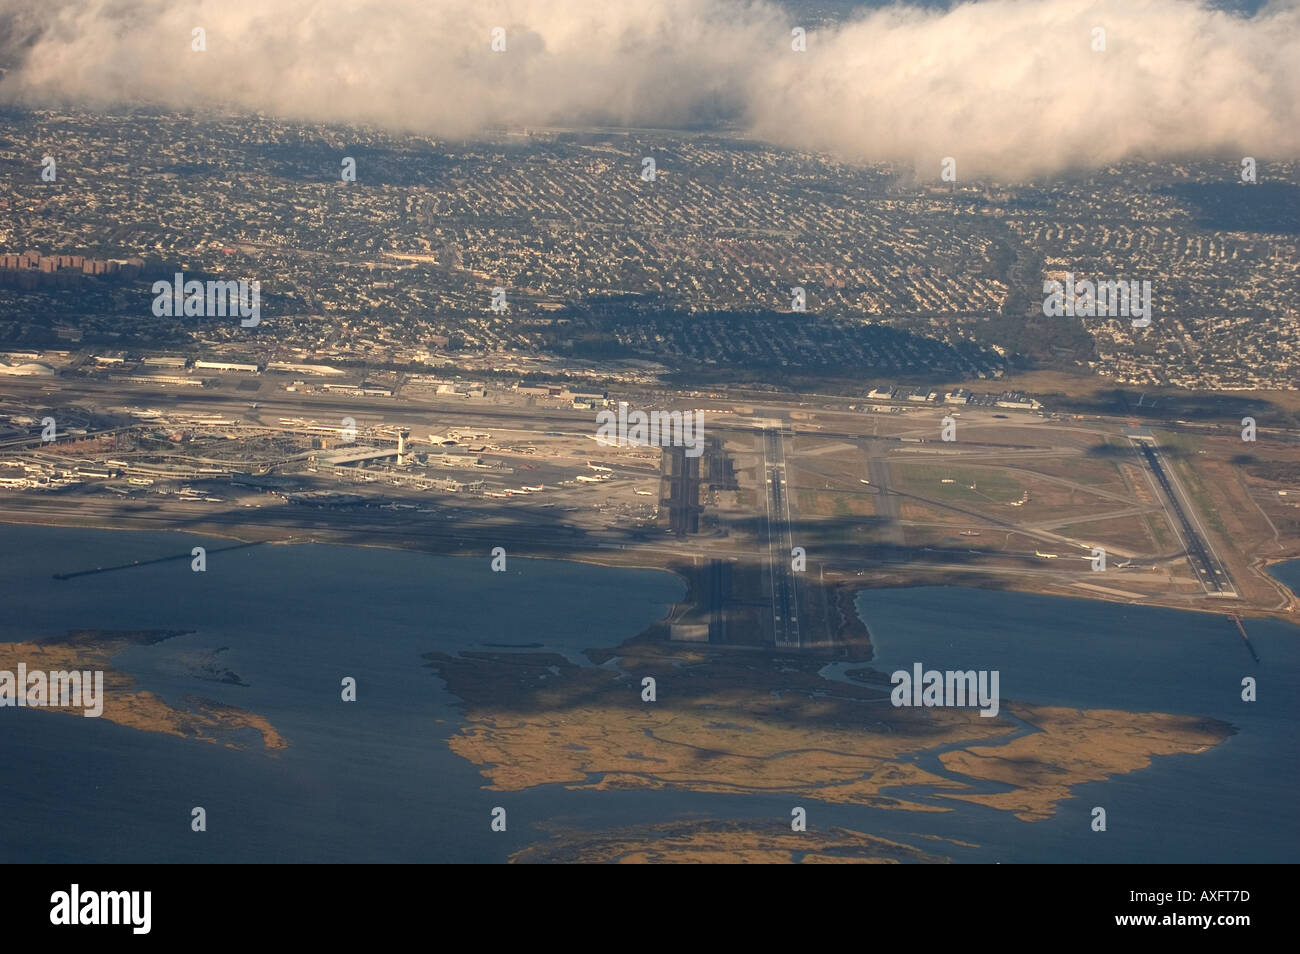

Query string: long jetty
1229 614 1261 664
53 541 264 580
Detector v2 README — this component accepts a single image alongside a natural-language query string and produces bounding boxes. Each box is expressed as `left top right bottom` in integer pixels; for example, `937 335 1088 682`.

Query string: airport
2 353 1292 659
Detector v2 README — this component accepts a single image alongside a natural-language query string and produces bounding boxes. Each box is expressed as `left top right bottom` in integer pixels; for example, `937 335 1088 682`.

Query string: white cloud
0 0 1296 177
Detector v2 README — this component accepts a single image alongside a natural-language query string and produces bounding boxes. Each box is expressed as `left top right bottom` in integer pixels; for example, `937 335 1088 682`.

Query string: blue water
0 525 685 862
854 584 1300 863
2 523 1296 862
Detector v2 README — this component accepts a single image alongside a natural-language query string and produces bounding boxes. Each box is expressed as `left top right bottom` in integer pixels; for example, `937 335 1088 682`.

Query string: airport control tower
397 428 410 466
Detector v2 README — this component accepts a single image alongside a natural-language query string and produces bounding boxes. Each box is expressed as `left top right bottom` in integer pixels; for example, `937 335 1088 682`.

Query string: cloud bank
0 0 1296 177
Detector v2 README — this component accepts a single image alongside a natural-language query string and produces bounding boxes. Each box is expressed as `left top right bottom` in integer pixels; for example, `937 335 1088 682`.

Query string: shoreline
0 509 1294 647
2 512 1280 861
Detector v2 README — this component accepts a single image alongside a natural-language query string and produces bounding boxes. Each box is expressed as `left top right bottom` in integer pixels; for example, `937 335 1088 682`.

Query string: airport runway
763 428 799 648
1130 437 1235 596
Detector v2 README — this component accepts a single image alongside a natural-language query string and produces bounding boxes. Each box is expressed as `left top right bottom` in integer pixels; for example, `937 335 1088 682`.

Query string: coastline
0 511 1279 862
0 506 1293 648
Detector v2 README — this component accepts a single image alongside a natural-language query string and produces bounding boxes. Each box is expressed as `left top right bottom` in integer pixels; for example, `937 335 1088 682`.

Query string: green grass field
893 463 1023 506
